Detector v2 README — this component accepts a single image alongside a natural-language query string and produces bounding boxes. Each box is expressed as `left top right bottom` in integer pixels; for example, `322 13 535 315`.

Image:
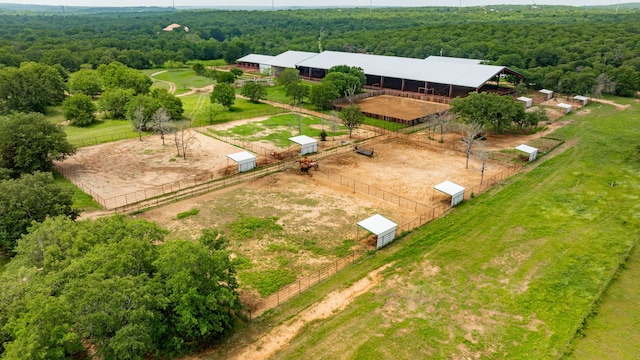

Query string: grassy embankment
208 100 639 359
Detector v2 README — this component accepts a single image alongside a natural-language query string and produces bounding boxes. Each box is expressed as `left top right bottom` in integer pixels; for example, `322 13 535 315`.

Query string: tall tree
339 105 365 138
0 112 75 176
450 92 524 134
62 94 97 127
151 108 174 146
69 69 103 98
97 62 152 95
310 83 339 110
460 122 485 169
240 82 267 103
99 88 136 119
277 68 302 96
210 83 236 108
203 103 227 124
0 62 66 114
129 105 147 141
0 172 77 254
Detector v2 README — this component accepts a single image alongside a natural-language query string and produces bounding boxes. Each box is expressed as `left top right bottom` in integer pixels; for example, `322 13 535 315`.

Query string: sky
0 0 629 8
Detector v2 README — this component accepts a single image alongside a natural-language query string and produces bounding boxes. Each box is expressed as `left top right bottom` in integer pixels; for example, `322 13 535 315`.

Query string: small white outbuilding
573 95 589 106
517 96 533 108
515 144 539 162
289 135 318 155
357 214 398 250
434 180 465 207
226 151 257 173
539 89 553 99
557 102 572 114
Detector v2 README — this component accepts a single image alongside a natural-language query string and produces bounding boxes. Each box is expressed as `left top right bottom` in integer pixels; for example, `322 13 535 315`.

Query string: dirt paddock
337 94 450 121
59 130 261 199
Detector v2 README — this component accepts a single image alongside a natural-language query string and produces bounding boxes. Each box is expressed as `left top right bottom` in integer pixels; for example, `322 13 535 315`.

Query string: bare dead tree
346 85 358 105
151 108 174 146
474 141 489 184
460 122 484 169
128 105 147 141
435 111 454 143
174 121 197 159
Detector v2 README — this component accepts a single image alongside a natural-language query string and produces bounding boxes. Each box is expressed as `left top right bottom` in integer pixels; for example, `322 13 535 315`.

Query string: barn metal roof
424 55 483 65
264 50 318 68
539 89 554 95
289 135 317 146
226 151 256 163
295 51 507 89
434 180 465 197
517 96 533 102
357 214 397 236
515 144 538 155
237 54 275 64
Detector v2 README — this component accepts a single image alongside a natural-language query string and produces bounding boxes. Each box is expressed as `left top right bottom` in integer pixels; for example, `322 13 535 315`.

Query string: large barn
237 50 523 98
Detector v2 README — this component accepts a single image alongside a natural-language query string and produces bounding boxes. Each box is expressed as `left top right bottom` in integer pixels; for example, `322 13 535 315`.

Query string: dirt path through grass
150 70 177 94
227 263 394 360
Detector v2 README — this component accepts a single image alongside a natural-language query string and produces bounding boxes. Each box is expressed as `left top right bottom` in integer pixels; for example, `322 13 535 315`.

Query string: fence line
103 136 377 211
317 171 434 215
53 163 108 209
252 161 524 317
251 249 367 317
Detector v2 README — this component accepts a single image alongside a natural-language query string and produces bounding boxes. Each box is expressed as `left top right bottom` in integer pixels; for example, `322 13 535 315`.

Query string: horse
270 151 282 159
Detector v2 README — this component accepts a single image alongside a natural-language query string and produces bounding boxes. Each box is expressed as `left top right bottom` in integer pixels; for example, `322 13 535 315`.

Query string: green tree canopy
210 83 236 108
310 83 340 110
0 112 75 176
277 68 302 96
99 88 136 119
339 104 365 138
323 71 362 98
0 215 241 358
0 62 67 114
62 94 97 127
0 172 77 254
328 65 366 91
240 82 267 103
97 62 152 95
69 69 103 97
450 92 525 133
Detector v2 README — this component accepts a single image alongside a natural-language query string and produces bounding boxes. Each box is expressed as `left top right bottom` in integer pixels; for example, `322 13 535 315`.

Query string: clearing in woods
58 96 568 321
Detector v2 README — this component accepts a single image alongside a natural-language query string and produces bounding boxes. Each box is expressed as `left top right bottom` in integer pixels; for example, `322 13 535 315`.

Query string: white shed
434 180 465 207
515 144 539 162
539 89 553 99
357 214 398 250
226 151 257 172
557 102 572 114
517 96 533 108
573 95 589 106
289 135 318 155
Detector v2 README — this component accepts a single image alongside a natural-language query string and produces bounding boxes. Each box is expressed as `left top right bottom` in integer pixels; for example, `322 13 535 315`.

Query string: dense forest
0 4 639 359
1 5 640 95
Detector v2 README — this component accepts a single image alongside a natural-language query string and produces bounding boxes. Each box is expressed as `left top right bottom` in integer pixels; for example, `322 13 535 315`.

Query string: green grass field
186 96 288 127
210 101 640 359
149 69 215 95
52 172 102 211
207 113 347 147
569 244 640 359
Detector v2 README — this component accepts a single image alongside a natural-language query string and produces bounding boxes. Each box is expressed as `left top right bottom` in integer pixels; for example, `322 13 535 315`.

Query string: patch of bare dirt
224 263 394 360
58 131 245 199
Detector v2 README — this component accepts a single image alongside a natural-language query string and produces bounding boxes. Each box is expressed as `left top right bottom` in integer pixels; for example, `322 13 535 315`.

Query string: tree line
0 6 639 97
